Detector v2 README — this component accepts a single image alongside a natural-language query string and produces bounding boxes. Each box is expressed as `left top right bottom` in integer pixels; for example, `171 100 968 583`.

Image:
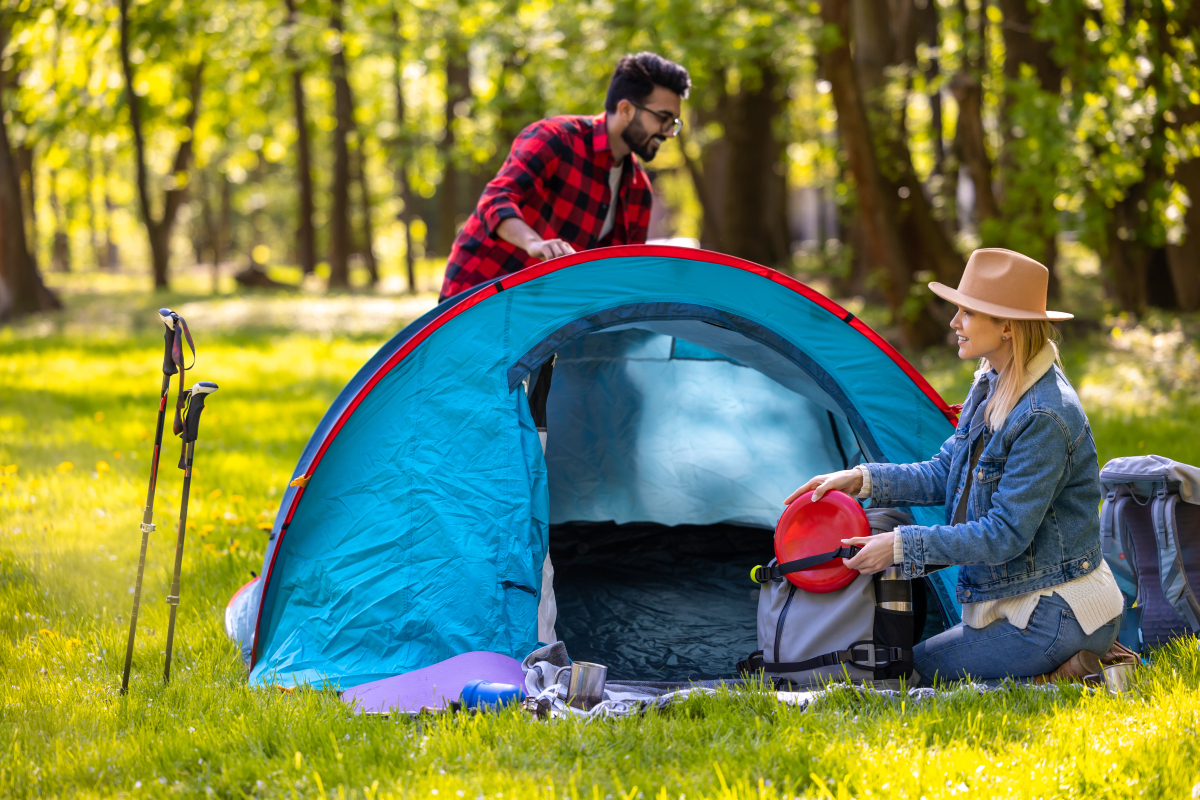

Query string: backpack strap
738 642 912 676
1100 490 1117 551
751 546 862 584
1151 490 1200 632
1103 494 1139 601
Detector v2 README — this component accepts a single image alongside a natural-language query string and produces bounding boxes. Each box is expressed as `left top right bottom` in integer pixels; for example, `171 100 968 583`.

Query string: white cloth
961 559 1124 634
597 162 624 241
537 552 557 643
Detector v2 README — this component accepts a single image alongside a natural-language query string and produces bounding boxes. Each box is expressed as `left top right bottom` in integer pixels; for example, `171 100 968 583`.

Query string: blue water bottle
459 679 526 710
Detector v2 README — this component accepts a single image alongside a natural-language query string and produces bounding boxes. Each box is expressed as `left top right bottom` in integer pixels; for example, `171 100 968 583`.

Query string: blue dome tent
225 245 963 689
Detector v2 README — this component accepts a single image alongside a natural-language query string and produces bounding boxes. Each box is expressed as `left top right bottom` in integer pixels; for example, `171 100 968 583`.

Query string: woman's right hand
784 468 864 505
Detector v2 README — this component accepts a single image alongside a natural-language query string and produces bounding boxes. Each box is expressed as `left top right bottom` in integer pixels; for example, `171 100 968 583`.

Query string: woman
788 248 1124 685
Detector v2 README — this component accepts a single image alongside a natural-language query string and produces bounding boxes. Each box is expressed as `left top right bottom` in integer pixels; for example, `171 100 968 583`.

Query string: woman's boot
1032 650 1102 684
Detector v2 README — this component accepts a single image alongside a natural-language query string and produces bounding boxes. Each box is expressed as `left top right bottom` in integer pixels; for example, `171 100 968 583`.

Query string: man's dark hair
605 52 691 113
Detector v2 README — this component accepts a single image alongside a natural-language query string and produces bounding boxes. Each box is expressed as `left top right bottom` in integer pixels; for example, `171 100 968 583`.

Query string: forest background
1 0 1198 346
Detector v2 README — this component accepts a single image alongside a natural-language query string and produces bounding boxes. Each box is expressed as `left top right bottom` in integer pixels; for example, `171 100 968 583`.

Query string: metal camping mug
567 661 607 710
1101 662 1136 694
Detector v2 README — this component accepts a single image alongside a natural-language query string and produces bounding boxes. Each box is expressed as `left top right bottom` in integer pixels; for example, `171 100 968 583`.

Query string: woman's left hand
843 531 897 575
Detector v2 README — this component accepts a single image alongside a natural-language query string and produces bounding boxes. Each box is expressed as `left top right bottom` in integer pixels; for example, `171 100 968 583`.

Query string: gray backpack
739 508 914 686
1100 455 1200 652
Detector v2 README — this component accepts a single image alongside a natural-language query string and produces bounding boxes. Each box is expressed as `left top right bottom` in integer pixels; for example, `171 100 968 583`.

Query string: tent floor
550 520 950 682
550 521 774 682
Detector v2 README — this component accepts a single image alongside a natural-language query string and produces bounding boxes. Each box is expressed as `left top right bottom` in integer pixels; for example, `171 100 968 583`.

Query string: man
438 52 691 301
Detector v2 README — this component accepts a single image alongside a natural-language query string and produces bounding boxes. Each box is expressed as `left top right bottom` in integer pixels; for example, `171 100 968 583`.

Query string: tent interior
536 321 949 681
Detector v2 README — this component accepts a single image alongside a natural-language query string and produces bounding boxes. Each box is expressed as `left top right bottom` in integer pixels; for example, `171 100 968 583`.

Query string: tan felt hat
929 248 1073 321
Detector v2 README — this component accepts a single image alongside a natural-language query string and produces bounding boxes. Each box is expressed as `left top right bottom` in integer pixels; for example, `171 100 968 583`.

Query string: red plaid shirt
439 113 652 300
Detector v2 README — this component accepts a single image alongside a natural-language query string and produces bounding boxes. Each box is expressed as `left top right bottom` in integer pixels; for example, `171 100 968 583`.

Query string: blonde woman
789 249 1124 685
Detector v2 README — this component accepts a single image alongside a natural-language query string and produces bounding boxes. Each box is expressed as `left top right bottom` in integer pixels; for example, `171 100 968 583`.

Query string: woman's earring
1001 335 1008 340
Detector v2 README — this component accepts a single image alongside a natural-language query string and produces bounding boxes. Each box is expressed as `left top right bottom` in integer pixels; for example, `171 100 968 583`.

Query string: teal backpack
1100 456 1200 652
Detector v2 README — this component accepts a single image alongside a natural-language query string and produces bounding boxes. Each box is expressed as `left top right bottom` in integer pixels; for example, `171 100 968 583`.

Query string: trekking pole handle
159 308 179 376
182 382 218 443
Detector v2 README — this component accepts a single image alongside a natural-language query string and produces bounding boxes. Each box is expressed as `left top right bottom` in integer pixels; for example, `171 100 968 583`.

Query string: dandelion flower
209 489 222 499
57 462 74 473
230 494 244 504
96 461 111 473
94 411 105 422
3 464 16 474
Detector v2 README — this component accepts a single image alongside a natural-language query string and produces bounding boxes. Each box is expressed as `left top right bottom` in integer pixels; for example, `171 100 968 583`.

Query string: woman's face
950 307 1012 365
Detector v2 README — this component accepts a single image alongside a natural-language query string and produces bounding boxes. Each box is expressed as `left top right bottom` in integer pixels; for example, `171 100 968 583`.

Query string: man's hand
784 468 864 505
496 217 576 261
843 530 897 575
527 238 577 261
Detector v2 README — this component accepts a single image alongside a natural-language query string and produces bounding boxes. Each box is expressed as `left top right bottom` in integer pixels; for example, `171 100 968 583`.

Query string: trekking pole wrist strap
751 546 862 584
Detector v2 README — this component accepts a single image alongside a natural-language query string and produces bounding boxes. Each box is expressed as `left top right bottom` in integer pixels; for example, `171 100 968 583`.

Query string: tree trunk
86 146 104 269
1103 192 1152 314
820 0 931 345
820 0 954 347
49 167 70 272
437 34 470 256
393 11 416 293
997 0 1063 298
352 136 378 287
17 145 34 249
102 151 119 269
0 23 60 318
718 65 791 266
1166 155 1200 311
327 0 353 289
283 0 316 276
950 73 998 225
676 123 721 252
194 167 219 293
1162 13 1200 311
216 173 231 292
119 0 202 290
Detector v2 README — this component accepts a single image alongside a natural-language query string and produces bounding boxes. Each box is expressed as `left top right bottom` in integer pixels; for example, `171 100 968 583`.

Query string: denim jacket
864 347 1103 604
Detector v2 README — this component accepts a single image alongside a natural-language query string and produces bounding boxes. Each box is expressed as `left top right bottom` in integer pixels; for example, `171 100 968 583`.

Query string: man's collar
592 112 611 153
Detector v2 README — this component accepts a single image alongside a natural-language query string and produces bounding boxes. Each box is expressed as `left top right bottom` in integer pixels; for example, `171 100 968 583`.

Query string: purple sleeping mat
341 651 526 714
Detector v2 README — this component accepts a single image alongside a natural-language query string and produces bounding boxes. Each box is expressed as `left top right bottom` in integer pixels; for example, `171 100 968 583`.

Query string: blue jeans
912 592 1118 687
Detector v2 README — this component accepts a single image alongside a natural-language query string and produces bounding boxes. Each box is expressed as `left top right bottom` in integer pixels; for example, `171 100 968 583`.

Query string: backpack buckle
845 641 909 670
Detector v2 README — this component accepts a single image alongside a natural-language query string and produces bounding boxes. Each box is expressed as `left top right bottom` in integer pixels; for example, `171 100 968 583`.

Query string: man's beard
621 116 665 161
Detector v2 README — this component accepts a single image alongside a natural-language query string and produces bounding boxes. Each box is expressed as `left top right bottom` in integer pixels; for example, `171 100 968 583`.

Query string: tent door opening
533 322 871 680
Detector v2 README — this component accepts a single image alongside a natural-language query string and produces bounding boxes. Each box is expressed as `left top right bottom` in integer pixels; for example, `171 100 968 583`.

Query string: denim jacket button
963 589 971 598
1081 561 1089 569
977 469 984 480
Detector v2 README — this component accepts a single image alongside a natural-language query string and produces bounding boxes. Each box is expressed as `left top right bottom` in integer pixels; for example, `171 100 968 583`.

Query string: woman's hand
843 531 897 575
784 468 864 505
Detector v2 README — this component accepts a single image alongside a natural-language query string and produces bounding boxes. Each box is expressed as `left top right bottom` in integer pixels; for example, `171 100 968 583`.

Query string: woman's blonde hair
979 318 1063 431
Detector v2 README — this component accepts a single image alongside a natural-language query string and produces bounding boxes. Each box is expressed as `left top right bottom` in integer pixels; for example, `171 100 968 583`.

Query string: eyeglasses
628 101 682 137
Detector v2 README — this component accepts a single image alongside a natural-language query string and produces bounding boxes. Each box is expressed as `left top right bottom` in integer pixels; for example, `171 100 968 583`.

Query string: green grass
3 275 1200 799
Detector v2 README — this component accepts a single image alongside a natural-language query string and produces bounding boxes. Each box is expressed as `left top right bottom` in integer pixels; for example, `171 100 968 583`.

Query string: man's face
619 85 682 162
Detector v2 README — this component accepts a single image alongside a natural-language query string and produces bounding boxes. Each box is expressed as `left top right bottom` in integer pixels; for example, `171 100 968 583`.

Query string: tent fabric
240 245 962 689
544 328 863 528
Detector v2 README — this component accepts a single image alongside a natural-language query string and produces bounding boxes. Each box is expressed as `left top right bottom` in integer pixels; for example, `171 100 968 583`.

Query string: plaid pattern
439 113 652 300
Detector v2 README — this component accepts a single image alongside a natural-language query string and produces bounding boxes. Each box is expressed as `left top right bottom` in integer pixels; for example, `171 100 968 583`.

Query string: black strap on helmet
750 545 862 584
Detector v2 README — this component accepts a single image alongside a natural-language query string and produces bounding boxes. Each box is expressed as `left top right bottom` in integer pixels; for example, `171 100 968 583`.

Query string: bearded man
438 52 691 301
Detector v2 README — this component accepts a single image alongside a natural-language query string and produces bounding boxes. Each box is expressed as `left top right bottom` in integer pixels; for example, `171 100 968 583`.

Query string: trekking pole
163 381 217 685
121 309 194 694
